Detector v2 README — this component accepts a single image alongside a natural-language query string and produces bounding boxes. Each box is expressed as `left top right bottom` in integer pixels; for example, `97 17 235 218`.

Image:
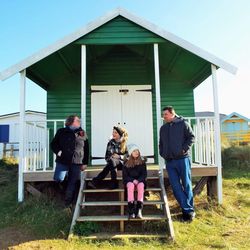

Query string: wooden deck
23 164 218 182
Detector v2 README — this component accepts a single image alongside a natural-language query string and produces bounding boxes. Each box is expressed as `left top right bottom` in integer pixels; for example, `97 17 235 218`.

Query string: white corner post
81 45 87 130
211 64 223 204
153 43 164 173
18 69 26 202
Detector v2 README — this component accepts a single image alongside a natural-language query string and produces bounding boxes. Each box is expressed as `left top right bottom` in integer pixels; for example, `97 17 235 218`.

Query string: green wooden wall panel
47 51 195 165
76 16 165 45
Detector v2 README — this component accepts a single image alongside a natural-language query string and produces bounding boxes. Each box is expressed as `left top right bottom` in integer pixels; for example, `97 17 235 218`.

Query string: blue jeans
166 157 194 214
54 162 81 206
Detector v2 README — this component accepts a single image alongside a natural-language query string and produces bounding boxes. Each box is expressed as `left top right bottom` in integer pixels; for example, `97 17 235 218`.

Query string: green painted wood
76 16 165 45
46 47 195 165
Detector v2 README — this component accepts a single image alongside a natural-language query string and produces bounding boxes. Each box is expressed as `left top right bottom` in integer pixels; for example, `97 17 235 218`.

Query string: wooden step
85 176 159 181
81 200 164 206
83 187 162 193
80 233 168 240
77 214 166 222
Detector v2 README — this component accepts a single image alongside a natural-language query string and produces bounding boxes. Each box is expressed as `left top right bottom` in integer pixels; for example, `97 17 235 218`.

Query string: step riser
85 176 159 181
83 188 162 193
86 169 160 178
77 215 166 222
81 202 164 206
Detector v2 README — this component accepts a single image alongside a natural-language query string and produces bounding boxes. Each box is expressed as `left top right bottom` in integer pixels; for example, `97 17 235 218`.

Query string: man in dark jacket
159 106 195 221
50 115 89 208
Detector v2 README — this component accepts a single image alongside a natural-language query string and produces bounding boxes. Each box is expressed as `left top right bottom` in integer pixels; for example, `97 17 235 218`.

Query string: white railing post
211 64 223 204
81 45 87 130
53 121 57 171
18 70 26 202
153 43 164 172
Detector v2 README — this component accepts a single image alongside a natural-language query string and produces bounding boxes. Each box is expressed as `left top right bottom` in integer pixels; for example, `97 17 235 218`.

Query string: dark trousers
94 160 123 181
54 162 80 206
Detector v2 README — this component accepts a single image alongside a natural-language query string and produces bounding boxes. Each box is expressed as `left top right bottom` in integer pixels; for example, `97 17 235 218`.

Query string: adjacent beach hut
221 112 250 145
0 8 237 205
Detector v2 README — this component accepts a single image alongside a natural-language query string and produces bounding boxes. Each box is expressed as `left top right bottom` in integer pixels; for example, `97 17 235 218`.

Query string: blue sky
0 0 249 117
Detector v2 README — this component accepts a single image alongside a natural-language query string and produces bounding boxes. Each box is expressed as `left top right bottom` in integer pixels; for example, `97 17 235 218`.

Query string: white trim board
0 7 237 82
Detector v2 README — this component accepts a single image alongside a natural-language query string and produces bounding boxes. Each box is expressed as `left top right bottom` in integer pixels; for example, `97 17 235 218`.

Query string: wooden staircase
68 166 175 240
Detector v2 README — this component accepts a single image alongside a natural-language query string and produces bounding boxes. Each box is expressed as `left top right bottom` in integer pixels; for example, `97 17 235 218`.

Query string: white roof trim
221 112 250 123
0 7 237 81
0 111 46 119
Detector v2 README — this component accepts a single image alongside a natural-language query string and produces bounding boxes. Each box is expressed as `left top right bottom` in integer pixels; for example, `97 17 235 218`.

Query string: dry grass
0 155 249 249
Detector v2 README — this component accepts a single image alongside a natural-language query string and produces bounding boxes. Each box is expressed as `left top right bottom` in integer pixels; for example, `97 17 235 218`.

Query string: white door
91 85 154 165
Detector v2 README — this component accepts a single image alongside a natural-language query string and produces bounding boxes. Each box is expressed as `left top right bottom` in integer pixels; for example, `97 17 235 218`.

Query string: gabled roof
0 110 46 119
221 112 250 123
0 7 237 81
195 111 227 121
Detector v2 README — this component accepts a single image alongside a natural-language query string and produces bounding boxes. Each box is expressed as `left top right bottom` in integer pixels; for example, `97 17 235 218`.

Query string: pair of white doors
91 85 154 165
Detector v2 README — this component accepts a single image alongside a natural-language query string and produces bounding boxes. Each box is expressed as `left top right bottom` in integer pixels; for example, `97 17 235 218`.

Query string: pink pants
126 182 145 202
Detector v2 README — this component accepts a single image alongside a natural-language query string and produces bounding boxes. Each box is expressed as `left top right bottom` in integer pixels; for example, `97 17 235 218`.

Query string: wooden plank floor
24 164 218 182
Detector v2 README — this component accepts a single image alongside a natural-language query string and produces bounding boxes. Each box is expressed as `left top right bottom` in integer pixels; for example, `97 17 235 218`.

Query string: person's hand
57 150 62 157
113 153 120 159
182 150 186 154
133 179 139 185
80 165 87 171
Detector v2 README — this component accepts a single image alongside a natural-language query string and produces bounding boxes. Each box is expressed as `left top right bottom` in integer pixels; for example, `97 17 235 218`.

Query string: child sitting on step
123 144 147 219
89 126 128 189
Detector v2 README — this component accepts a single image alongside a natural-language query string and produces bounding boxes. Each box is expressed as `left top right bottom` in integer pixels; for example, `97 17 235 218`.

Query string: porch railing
24 120 64 172
21 117 216 172
186 117 216 166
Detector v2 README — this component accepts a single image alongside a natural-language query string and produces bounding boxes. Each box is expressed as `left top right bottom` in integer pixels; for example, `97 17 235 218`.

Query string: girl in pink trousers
123 144 147 219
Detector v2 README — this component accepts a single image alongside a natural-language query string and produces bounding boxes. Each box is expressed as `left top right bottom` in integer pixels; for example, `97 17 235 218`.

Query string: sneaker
188 211 196 221
182 211 196 222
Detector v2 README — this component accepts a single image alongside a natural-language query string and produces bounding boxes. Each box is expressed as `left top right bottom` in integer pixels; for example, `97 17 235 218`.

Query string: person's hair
125 151 146 168
162 106 176 115
119 127 128 154
65 115 78 126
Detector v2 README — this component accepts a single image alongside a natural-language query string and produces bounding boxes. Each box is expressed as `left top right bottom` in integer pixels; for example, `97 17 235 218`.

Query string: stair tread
77 214 166 222
83 187 162 193
81 233 168 239
81 200 164 206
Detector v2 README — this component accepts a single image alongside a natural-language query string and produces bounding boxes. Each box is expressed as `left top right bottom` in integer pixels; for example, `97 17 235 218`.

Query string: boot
88 178 99 189
128 201 135 219
136 201 143 219
109 179 118 189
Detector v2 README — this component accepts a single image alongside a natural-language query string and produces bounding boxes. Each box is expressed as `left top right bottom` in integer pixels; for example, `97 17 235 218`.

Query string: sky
0 0 250 117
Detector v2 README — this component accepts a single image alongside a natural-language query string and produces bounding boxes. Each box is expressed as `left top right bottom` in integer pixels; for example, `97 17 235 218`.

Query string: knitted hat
113 126 124 137
127 144 140 156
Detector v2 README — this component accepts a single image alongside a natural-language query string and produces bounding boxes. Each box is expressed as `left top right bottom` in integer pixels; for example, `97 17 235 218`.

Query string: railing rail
21 117 216 172
161 117 216 166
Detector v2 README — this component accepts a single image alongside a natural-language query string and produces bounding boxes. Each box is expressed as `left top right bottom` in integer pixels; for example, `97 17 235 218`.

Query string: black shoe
128 201 136 219
108 180 118 189
136 201 143 219
182 211 196 222
88 180 97 189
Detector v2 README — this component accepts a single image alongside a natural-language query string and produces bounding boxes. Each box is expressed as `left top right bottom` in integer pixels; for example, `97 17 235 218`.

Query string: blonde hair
119 127 128 154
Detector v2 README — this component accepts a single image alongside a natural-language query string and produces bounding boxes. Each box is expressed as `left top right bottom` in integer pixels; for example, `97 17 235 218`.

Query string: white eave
0 7 237 81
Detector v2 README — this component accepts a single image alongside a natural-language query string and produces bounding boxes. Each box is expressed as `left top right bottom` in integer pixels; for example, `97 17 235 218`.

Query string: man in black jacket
50 115 89 208
159 106 195 221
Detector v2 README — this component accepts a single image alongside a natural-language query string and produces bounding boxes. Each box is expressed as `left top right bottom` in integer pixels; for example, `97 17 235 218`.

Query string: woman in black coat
50 115 89 208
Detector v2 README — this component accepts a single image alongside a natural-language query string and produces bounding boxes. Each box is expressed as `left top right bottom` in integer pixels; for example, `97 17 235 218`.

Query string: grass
0 151 250 250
